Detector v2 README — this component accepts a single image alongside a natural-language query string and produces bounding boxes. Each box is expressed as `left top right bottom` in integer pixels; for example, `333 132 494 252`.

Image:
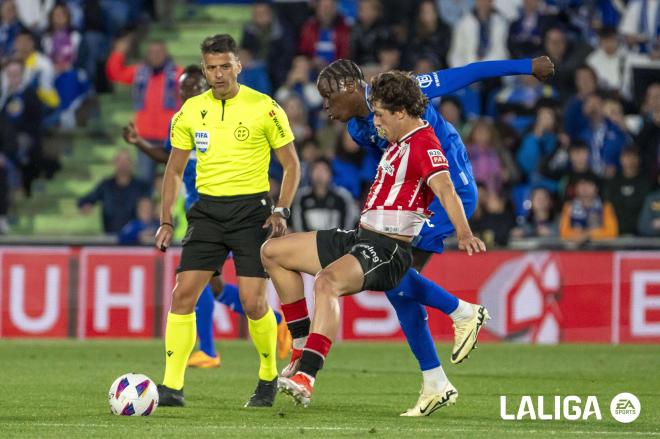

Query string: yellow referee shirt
170 86 295 196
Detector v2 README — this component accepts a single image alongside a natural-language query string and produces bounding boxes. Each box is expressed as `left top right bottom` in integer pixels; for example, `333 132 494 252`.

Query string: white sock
422 366 448 394
450 299 474 321
293 336 307 350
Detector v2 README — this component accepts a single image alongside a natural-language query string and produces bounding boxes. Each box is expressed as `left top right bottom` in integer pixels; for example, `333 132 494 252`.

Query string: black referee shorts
178 192 271 278
316 227 412 292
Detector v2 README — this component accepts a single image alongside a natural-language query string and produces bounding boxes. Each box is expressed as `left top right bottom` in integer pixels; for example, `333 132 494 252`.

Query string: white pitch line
8 422 660 436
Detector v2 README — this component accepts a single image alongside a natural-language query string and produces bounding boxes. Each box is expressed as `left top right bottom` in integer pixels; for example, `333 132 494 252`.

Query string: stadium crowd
0 0 659 246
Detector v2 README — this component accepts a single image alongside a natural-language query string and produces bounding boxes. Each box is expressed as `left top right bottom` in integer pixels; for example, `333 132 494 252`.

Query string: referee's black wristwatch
273 207 291 219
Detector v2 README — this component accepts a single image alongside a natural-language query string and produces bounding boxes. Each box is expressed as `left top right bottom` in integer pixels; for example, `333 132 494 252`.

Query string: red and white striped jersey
361 122 449 236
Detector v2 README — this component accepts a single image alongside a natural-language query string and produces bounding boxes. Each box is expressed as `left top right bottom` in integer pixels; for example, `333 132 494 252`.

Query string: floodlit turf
0 340 658 438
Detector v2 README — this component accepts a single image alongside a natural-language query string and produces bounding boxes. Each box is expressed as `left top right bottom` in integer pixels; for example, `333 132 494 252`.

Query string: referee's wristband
160 222 174 229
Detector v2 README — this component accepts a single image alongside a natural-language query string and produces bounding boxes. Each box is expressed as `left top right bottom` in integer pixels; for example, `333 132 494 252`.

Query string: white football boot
451 304 490 364
400 381 458 417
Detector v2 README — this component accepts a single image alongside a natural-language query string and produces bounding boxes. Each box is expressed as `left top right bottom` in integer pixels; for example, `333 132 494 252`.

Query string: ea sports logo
610 393 640 423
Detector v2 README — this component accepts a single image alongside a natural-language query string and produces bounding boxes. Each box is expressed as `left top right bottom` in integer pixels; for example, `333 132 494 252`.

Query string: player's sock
281 298 310 349
299 332 332 381
163 312 196 390
195 285 217 358
422 366 449 394
388 269 459 315
449 299 475 321
247 307 278 381
385 290 441 371
216 283 243 314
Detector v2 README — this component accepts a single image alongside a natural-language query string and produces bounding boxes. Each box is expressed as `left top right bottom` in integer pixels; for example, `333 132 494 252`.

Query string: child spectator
510 186 558 239
118 197 160 245
560 176 618 240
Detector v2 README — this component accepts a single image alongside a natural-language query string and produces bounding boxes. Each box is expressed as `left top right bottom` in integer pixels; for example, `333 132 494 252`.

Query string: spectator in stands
78 0 111 91
560 141 601 201
448 0 509 67
118 197 159 245
240 0 294 90
272 0 312 45
511 186 559 239
299 137 321 186
14 0 54 34
403 0 451 69
586 27 629 92
470 185 516 247
0 58 46 195
237 47 271 95
275 55 323 116
78 149 150 234
559 175 618 240
638 175 660 236
437 0 474 26
637 83 660 181
517 103 566 191
0 0 22 63
603 96 633 138
106 35 182 184
0 155 8 234
376 37 402 71
299 0 350 67
332 130 379 200
350 0 391 65
292 157 359 232
564 65 598 142
466 118 518 194
544 26 593 100
578 91 628 178
282 94 312 141
605 147 652 235
618 0 660 54
507 0 556 59
493 75 559 118
42 3 90 130
11 30 60 110
439 96 465 134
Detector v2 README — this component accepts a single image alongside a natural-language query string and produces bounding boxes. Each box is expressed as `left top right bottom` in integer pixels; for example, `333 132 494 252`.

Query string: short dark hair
368 70 428 118
317 58 364 93
200 34 238 55
182 64 203 77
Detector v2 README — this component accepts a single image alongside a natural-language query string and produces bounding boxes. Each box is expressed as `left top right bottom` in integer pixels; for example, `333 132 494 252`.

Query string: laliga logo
478 253 562 344
500 393 641 423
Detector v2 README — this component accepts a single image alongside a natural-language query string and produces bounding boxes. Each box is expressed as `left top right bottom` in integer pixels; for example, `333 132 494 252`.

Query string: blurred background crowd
0 0 659 248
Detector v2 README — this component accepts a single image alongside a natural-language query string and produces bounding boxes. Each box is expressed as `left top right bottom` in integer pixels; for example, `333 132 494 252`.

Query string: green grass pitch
1 340 658 438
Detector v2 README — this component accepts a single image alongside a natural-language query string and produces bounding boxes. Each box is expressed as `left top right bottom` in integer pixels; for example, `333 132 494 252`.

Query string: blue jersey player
123 66 290 368
316 57 554 416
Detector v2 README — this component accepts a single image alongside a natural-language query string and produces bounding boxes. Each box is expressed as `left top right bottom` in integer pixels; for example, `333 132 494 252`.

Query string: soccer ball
108 373 159 416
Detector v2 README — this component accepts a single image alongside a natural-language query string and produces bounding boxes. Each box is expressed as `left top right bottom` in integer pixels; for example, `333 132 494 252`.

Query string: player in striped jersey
262 71 486 410
264 57 554 415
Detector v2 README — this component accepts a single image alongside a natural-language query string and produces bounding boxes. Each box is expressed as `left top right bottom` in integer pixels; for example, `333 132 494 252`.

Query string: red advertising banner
0 247 70 337
162 249 240 339
77 248 156 338
0 247 658 343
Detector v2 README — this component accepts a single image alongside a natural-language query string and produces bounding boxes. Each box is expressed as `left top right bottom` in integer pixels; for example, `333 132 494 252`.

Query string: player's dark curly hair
317 59 364 92
368 70 428 118
200 34 237 55
182 64 203 77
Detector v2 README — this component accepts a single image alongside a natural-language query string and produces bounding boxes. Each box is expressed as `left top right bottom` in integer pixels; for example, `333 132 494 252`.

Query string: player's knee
210 276 224 296
314 271 341 298
260 239 281 268
170 285 197 314
240 291 268 319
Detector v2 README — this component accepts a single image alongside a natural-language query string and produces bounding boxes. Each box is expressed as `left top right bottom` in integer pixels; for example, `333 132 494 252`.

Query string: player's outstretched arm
122 122 169 164
427 172 486 256
156 147 190 252
419 56 555 99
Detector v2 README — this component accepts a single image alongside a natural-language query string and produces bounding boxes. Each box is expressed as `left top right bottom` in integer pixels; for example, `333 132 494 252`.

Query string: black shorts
178 192 271 278
316 227 412 292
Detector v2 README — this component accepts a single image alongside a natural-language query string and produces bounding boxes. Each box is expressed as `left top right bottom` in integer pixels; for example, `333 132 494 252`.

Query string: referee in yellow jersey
155 34 300 407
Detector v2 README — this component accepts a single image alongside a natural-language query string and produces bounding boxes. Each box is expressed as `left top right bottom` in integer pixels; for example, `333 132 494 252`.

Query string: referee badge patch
194 131 210 153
